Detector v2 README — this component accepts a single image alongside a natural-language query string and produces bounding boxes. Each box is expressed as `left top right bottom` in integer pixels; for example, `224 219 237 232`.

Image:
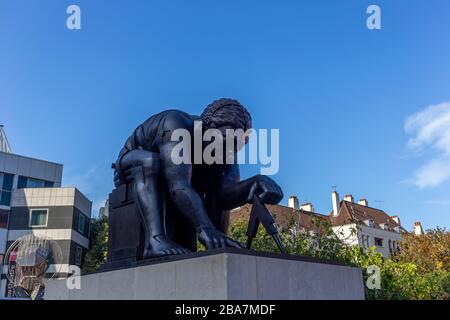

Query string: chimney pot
391 216 401 226
413 221 424 235
300 202 314 212
332 191 340 216
344 194 354 203
358 198 368 206
288 195 299 210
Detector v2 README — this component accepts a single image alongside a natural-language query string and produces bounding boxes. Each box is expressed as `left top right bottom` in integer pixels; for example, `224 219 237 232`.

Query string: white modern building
0 127 91 298
0 151 63 259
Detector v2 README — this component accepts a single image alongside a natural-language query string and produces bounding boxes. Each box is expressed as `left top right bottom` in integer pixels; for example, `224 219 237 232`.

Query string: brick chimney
414 221 424 235
332 191 340 216
300 202 314 212
288 195 299 210
344 194 354 203
358 198 368 206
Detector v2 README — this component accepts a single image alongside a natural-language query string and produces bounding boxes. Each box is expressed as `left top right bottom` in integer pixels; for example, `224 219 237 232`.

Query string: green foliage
80 212 449 299
228 218 450 300
81 215 109 274
228 216 356 262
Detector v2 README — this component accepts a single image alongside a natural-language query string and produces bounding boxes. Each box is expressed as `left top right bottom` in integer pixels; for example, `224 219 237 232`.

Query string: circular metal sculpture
3 234 62 300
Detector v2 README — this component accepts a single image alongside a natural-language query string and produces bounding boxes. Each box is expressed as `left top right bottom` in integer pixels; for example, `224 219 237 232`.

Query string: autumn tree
395 227 450 273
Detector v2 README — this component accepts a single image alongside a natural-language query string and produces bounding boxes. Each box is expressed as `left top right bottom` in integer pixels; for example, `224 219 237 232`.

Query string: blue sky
1 0 449 230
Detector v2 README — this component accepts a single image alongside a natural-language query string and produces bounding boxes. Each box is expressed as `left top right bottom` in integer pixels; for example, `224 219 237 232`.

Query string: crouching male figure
113 98 283 258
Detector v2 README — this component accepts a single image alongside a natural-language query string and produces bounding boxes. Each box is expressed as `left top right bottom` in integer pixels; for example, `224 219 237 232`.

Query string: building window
0 210 8 228
17 176 54 189
29 209 48 227
78 214 85 235
365 219 374 227
374 237 383 247
0 172 14 206
75 246 83 266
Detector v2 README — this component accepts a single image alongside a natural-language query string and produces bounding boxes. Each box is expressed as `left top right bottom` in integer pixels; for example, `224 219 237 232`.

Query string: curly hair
200 98 252 132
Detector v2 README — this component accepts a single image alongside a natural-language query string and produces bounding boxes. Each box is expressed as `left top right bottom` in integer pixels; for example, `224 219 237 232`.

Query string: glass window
0 191 11 206
2 173 13 190
17 176 27 189
27 178 45 188
78 214 85 234
0 210 8 228
374 237 383 247
18 176 52 189
30 209 48 227
0 172 14 206
44 181 54 188
75 246 82 266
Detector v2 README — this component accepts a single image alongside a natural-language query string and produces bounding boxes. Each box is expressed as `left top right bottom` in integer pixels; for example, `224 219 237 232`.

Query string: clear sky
1 0 449 230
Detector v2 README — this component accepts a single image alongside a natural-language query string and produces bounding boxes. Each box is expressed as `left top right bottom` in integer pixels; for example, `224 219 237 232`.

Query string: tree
395 227 450 273
228 216 357 262
82 215 109 274
228 218 450 300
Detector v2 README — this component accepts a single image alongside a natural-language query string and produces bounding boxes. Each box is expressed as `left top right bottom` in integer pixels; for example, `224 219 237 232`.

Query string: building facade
0 139 91 297
230 191 415 258
1 187 91 297
329 192 406 258
0 151 63 261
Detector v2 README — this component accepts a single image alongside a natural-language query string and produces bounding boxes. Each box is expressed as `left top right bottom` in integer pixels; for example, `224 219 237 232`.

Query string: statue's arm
159 141 216 231
219 164 284 210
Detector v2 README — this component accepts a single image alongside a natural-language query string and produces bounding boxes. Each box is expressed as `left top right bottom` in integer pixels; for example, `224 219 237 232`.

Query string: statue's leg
120 150 190 257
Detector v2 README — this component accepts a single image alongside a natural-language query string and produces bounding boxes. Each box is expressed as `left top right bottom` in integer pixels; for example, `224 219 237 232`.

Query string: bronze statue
110 98 283 260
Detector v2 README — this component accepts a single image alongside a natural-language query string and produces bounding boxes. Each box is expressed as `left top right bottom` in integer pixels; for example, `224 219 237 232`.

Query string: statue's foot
143 235 191 258
198 227 244 250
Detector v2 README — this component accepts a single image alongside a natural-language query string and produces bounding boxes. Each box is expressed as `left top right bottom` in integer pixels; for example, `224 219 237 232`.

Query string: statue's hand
198 227 243 249
247 175 283 204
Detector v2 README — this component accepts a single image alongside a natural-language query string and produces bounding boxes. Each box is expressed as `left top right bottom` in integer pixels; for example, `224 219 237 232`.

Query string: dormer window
379 223 389 230
364 219 374 227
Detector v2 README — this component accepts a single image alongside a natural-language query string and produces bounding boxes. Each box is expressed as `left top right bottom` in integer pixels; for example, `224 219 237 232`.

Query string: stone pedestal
44 249 365 300
106 184 145 265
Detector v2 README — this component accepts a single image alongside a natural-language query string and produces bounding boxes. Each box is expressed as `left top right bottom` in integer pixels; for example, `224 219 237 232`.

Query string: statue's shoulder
151 109 197 129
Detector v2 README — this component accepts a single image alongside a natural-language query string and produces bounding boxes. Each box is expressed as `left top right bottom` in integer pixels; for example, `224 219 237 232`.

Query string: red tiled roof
229 204 328 233
329 201 408 232
230 200 408 234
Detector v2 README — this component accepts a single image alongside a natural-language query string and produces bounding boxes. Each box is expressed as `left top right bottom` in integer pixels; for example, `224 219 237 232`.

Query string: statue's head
201 98 252 155
201 98 252 135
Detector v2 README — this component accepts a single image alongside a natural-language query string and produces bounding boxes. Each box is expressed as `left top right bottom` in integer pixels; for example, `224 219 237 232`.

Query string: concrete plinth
44 249 365 300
